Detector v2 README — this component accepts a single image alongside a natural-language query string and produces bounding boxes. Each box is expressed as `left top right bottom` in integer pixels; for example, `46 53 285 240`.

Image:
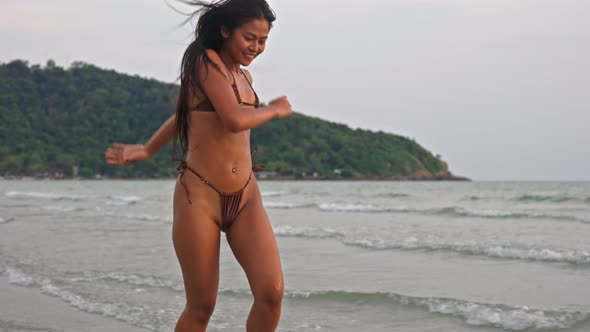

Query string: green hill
0 60 466 180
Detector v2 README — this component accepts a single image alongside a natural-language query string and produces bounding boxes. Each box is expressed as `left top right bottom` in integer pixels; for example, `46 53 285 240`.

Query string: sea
1 179 590 332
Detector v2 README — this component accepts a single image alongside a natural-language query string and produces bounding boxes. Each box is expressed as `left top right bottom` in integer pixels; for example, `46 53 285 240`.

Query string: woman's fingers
105 146 125 164
106 143 145 165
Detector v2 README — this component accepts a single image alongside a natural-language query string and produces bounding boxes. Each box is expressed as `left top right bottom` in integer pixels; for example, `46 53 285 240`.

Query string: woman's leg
172 179 221 332
226 178 284 332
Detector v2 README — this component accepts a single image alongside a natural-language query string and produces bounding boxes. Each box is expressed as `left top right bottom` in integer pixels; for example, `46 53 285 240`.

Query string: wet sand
0 275 149 332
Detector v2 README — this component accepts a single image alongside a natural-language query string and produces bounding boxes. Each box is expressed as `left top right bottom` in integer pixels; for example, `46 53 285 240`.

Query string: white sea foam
344 237 590 264
5 190 92 201
222 288 590 331
318 202 411 213
293 323 323 330
105 195 143 206
15 266 586 331
273 225 590 265
86 272 184 291
43 205 85 213
5 267 35 286
4 267 175 331
312 201 590 223
122 213 171 223
516 194 579 203
442 207 589 223
41 281 121 317
400 294 588 330
273 225 343 239
3 190 147 208
263 201 313 209
98 210 171 223
261 191 288 197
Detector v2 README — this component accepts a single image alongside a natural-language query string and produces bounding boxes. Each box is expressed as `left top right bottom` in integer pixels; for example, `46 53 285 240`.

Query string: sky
1 0 589 181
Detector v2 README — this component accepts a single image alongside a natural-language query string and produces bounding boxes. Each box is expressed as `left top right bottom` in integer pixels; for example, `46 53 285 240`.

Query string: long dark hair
172 0 276 158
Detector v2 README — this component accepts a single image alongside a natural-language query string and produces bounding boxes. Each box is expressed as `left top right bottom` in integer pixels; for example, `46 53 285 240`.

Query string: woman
105 0 292 331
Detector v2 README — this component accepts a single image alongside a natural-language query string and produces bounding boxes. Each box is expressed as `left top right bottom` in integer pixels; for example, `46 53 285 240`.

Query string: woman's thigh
172 178 221 307
226 178 283 295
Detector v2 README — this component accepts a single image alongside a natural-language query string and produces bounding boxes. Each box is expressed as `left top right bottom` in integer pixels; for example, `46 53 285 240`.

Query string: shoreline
0 275 149 332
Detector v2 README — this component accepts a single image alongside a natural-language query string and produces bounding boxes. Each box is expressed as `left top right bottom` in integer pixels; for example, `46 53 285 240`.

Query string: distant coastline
1 60 461 181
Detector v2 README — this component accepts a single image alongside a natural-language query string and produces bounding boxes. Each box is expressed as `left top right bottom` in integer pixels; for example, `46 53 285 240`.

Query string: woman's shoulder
198 49 230 80
241 68 253 83
204 49 223 64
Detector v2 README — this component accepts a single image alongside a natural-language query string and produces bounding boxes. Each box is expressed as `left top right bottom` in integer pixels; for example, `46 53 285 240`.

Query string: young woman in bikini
105 1 293 331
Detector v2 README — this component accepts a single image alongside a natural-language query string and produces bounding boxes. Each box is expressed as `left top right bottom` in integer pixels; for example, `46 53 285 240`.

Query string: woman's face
222 18 270 66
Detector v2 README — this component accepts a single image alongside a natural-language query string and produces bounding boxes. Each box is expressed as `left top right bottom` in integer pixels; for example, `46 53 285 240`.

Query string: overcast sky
1 0 588 181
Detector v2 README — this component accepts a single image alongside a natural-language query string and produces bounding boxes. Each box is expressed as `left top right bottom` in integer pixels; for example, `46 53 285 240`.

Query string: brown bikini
192 68 260 112
175 66 262 233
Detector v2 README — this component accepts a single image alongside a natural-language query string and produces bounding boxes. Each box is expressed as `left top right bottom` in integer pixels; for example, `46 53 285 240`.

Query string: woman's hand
105 143 149 165
269 96 293 118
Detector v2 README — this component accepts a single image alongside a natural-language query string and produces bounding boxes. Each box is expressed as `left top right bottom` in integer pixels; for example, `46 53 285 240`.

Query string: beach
1 179 590 331
0 274 148 332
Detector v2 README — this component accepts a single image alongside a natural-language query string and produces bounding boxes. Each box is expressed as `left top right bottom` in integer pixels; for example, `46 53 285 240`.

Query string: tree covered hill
0 60 464 180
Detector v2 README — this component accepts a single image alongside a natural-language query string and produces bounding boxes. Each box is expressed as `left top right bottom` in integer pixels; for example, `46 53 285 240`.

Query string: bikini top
192 68 259 112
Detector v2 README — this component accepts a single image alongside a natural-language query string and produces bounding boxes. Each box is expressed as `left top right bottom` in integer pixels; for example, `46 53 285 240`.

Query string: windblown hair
172 0 276 158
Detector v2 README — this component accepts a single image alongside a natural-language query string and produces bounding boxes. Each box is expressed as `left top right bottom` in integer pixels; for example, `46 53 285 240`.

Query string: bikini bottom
175 160 253 233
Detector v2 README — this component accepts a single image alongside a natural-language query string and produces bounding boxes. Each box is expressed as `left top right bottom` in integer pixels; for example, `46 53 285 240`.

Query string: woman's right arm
105 114 176 165
144 114 176 157
199 50 292 133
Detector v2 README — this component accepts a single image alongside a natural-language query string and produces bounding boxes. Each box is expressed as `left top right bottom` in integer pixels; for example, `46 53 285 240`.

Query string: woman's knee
185 297 217 323
254 280 284 308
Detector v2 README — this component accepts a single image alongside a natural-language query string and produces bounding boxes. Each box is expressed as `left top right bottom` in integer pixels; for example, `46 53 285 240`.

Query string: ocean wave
436 207 589 223
462 194 590 205
274 225 590 265
344 237 590 265
3 267 175 331
68 270 184 292
4 191 145 207
261 191 288 197
317 202 412 213
264 201 314 209
122 213 170 223
41 206 170 223
5 190 93 201
517 194 578 203
218 289 589 331
105 195 143 206
43 206 86 213
40 283 178 331
315 203 589 223
22 267 588 331
97 210 171 223
5 267 35 286
273 225 343 239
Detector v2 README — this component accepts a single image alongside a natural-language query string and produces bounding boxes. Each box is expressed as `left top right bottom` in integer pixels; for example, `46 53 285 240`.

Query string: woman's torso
184 66 258 191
